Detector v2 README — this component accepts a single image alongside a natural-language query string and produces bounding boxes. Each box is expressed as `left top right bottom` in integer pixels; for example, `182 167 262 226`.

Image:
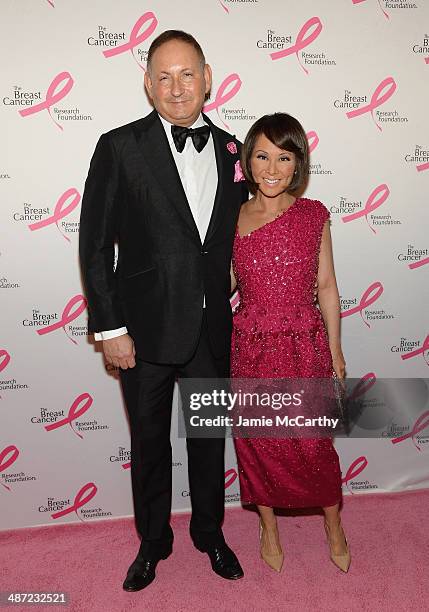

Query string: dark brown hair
241 113 309 195
147 30 206 72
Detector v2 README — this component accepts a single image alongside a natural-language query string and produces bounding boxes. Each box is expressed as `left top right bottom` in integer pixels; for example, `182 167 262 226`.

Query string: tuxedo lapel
203 114 233 246
133 110 201 241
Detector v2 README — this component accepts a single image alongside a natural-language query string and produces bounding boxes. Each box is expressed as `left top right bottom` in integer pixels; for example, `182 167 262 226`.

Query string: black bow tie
171 124 211 153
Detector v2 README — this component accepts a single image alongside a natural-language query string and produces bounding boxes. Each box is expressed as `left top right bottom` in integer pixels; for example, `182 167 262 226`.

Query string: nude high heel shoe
324 521 351 573
259 520 284 572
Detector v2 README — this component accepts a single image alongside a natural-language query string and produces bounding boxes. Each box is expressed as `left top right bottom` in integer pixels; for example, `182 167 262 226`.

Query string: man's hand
102 334 136 370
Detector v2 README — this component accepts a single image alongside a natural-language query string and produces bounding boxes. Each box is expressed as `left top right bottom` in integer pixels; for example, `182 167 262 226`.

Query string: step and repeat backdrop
1 0 428 530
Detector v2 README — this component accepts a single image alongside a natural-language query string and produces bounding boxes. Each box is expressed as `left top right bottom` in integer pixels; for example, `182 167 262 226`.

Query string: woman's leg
323 502 350 572
258 505 282 553
258 505 283 571
322 503 348 554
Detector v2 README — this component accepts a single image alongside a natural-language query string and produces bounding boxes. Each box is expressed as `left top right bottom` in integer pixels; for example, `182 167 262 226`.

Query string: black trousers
120 311 229 560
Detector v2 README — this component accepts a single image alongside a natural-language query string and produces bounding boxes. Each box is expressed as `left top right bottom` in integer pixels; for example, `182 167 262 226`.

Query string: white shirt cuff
94 327 128 341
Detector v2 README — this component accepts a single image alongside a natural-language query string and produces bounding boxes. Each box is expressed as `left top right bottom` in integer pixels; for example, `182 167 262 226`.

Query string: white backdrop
1 0 428 530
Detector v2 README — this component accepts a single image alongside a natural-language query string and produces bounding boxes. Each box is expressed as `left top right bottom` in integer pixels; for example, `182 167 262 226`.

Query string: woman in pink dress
230 113 350 573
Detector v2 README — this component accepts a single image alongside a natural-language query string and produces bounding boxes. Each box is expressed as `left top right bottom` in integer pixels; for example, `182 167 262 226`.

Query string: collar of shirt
158 112 209 150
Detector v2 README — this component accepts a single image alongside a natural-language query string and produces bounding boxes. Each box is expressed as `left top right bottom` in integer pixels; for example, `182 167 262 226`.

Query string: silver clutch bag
332 371 348 434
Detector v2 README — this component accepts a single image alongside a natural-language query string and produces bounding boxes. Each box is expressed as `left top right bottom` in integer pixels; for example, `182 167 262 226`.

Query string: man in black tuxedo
79 30 248 591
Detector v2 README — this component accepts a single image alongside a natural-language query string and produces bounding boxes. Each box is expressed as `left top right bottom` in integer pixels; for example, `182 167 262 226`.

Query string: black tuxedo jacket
79 110 248 363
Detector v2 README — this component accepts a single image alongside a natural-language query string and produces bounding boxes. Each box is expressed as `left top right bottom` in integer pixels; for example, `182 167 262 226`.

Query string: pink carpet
1 489 428 612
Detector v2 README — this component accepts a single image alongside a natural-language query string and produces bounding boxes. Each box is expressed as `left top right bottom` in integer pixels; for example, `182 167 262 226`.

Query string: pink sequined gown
231 197 342 508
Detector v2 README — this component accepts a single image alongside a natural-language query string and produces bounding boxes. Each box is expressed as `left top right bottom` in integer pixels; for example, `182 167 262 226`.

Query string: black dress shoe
123 559 158 592
206 544 244 580
122 549 172 592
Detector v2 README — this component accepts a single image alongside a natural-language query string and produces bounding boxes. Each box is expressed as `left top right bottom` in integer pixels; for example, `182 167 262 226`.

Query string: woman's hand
331 348 346 380
230 262 237 294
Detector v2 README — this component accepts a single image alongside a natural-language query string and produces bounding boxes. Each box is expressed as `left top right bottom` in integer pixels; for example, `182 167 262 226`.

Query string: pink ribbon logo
19 71 74 131
44 393 93 439
340 282 384 328
306 131 319 153
346 77 397 131
230 291 240 311
270 17 323 75
0 349 11 373
0 445 19 492
51 482 98 521
401 334 429 366
103 12 158 71
122 462 131 470
28 188 81 243
0 349 11 400
36 294 87 344
391 411 429 451
218 0 229 12
352 0 389 19
46 0 55 6
225 468 238 489
342 184 390 234
416 161 429 173
203 73 242 130
409 257 429 270
348 372 377 402
342 455 368 493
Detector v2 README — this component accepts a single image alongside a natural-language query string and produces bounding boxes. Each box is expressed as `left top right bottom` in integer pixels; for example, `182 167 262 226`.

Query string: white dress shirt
94 112 217 341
